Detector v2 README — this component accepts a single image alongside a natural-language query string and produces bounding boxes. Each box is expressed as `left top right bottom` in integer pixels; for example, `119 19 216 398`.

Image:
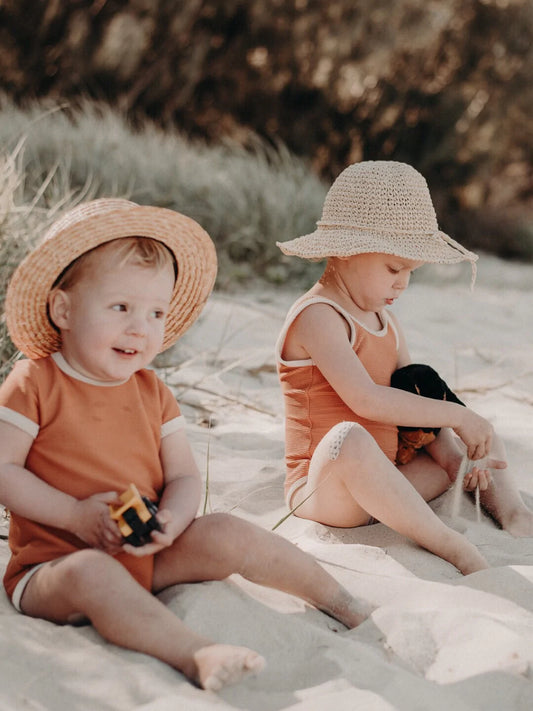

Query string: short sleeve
156 377 184 438
0 360 41 438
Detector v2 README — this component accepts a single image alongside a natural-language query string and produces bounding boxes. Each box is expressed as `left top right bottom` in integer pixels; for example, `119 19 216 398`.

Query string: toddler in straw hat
0 199 371 692
276 161 533 573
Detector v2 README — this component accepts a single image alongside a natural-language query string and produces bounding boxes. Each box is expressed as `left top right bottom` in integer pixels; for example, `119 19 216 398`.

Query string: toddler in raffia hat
5 198 218 359
277 160 478 281
274 160 533 574
1 197 374 692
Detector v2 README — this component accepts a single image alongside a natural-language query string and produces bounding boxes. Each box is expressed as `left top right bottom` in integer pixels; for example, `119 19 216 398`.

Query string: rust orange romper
0 353 183 605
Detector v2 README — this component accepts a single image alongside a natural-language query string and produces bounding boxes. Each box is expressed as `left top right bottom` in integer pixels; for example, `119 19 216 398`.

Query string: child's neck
315 270 382 330
51 352 130 387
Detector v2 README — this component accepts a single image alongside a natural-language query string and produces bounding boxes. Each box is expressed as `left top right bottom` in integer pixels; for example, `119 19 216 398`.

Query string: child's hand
462 458 508 492
462 464 491 492
69 492 124 554
447 456 507 485
452 409 494 461
122 508 175 557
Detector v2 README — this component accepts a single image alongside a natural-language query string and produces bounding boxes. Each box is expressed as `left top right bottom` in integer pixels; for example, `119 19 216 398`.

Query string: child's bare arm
290 304 496 460
0 420 77 527
123 428 202 557
159 428 203 534
0 420 122 551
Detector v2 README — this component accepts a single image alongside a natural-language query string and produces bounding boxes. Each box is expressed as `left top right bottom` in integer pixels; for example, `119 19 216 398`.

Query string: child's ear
48 289 71 330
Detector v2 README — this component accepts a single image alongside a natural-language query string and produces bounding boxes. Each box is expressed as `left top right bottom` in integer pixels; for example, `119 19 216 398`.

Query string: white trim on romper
285 476 308 509
0 406 39 439
11 563 46 612
275 295 398 368
51 352 130 386
161 415 185 438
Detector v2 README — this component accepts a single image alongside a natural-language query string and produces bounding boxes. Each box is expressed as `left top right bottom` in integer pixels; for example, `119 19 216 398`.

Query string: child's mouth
114 348 137 355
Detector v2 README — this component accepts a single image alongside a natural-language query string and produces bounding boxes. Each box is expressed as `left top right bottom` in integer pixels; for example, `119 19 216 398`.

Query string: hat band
316 221 439 236
315 222 475 258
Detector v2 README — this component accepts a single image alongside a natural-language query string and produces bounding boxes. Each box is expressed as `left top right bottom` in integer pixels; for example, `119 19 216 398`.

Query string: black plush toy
390 363 465 465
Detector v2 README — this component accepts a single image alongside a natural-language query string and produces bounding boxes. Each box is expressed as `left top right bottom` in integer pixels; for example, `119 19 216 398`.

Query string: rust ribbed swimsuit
276 296 400 500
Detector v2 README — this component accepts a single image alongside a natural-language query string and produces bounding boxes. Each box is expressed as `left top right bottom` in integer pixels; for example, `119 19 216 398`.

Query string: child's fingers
484 458 507 470
148 528 174 548
96 490 123 507
121 511 174 556
468 440 491 461
462 469 474 491
463 466 491 492
122 537 168 557
478 470 491 491
103 520 123 544
155 508 172 527
466 443 480 461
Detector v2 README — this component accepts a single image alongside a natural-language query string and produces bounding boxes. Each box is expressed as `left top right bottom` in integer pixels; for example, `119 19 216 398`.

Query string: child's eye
112 304 127 312
152 309 165 319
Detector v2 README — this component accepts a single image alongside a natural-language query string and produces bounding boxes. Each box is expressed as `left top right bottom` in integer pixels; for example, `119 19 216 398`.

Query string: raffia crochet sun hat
5 198 218 359
277 161 478 274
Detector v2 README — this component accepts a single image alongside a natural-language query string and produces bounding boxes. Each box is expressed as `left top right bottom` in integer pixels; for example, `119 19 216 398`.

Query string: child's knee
199 513 267 560
327 421 375 462
189 512 249 552
196 512 237 537
58 549 122 595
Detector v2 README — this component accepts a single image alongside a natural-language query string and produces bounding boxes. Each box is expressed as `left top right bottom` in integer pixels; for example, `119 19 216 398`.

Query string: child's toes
195 644 265 691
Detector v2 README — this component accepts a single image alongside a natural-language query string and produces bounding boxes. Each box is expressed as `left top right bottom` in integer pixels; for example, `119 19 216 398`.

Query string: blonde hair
52 236 177 291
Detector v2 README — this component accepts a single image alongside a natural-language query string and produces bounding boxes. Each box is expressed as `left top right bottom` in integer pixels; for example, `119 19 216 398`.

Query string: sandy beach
1 253 532 710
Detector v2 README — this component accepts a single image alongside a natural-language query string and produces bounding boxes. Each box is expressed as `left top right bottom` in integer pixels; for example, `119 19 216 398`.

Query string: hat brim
6 205 217 359
277 225 478 266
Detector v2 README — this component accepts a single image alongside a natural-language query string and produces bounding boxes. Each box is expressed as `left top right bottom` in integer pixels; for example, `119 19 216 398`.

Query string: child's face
50 256 175 382
340 253 423 312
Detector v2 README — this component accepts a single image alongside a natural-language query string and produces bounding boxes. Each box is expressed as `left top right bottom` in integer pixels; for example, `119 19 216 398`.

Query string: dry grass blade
271 471 334 531
202 416 214 516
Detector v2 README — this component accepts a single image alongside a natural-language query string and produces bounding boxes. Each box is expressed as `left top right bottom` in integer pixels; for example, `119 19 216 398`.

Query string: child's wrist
63 496 81 534
452 403 466 430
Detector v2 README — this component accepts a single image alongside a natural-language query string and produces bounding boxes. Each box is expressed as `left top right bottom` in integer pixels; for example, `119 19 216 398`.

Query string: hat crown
44 198 137 243
319 161 439 235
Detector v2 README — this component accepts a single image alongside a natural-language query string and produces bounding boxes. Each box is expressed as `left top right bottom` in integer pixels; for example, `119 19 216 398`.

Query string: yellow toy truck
109 483 162 547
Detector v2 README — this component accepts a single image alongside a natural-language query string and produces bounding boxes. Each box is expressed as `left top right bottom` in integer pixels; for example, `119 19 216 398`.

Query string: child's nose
395 272 410 290
126 315 147 336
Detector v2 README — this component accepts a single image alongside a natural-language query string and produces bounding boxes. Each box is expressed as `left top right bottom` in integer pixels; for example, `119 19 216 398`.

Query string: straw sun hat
277 161 478 274
5 198 218 359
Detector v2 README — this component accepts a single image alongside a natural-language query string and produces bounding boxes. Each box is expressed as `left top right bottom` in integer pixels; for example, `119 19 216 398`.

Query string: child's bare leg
153 513 370 628
20 550 264 691
478 435 533 536
291 423 488 574
428 429 533 536
424 427 464 478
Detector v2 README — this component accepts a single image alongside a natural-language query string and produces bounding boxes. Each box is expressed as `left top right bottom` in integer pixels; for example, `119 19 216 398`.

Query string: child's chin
96 363 138 382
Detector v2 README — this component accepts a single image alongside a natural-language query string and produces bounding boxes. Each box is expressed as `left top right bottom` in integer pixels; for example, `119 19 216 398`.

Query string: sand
1 253 532 710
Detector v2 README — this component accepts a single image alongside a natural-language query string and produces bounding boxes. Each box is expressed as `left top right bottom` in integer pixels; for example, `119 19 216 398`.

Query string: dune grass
0 95 326 282
0 95 326 378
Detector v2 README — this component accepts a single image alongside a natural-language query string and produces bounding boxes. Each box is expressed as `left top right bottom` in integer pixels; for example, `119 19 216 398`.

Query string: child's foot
193 644 266 691
442 530 489 575
504 509 533 537
325 588 373 628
